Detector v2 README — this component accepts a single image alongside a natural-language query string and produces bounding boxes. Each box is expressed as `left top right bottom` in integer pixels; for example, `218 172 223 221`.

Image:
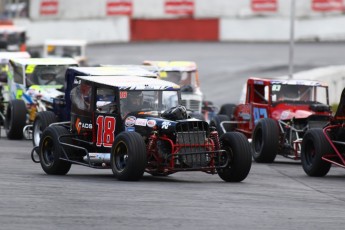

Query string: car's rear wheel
217 132 252 182
5 99 27 140
219 103 236 118
32 111 57 147
252 118 279 163
111 132 147 181
301 129 332 177
39 126 71 175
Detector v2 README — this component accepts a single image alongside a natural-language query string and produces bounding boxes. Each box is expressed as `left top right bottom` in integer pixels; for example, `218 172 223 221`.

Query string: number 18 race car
31 74 252 182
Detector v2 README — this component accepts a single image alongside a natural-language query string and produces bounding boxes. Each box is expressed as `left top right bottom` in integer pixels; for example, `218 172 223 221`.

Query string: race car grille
175 120 209 133
181 99 201 112
176 131 206 145
175 121 209 167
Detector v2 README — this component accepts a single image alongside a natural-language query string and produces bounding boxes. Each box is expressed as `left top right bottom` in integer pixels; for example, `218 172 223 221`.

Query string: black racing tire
5 99 27 140
252 118 279 163
39 126 72 175
210 114 232 135
32 111 57 147
219 103 236 118
217 132 252 182
301 129 332 177
111 132 147 181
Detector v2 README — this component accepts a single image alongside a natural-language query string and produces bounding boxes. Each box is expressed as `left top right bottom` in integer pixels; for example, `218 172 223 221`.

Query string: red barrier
130 18 219 41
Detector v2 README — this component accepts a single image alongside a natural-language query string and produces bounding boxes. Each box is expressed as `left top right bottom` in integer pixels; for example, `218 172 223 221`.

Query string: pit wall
12 0 345 45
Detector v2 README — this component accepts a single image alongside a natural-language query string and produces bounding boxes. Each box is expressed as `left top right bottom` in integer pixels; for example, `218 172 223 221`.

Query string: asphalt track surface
1 42 345 230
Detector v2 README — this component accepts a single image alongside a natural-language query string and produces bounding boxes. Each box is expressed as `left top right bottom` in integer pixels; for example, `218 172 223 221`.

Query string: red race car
212 77 331 163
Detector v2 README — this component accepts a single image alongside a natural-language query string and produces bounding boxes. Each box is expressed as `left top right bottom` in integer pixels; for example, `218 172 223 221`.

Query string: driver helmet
126 91 143 109
38 70 56 85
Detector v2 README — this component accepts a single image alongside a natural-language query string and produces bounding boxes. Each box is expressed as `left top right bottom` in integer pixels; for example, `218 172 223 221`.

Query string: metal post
288 0 296 79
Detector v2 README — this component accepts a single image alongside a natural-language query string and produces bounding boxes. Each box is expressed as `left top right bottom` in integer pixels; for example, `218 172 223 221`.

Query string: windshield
25 65 70 86
160 71 198 89
271 84 328 105
120 90 180 117
46 45 82 58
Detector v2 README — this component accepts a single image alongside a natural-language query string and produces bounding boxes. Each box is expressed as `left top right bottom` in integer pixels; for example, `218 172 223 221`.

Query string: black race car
31 74 252 182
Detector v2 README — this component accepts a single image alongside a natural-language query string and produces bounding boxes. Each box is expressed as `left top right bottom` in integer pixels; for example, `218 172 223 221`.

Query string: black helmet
161 105 188 121
126 91 143 110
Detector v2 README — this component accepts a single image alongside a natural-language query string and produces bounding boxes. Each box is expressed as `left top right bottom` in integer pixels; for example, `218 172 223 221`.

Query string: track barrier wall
8 0 345 45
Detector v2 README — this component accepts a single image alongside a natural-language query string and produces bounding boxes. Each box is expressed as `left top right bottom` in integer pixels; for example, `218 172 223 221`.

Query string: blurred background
1 0 345 46
1 0 345 106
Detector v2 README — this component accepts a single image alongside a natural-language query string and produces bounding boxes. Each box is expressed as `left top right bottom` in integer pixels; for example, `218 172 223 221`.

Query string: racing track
1 42 345 230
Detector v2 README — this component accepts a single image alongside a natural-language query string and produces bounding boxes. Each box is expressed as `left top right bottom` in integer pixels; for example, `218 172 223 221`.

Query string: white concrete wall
220 15 345 42
21 0 345 45
14 18 129 46
30 0 345 19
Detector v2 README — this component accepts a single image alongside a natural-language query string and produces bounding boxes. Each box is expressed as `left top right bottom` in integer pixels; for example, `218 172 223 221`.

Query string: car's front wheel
301 129 332 177
217 132 252 182
111 132 147 181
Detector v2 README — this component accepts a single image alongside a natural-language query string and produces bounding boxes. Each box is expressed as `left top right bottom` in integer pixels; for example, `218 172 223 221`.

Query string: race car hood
26 85 64 103
124 112 206 134
124 112 177 132
271 103 331 120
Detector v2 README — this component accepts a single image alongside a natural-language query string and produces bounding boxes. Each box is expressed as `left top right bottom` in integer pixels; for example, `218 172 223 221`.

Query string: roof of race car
71 66 158 78
76 75 180 90
143 60 197 72
10 57 78 65
0 52 30 63
249 77 328 87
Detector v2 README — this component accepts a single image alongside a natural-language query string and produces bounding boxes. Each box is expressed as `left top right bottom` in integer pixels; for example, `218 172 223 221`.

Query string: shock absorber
28 104 37 122
209 130 220 150
147 130 158 158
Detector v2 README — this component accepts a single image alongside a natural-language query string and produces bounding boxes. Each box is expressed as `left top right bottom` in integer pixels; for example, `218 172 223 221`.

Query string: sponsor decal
40 0 59 16
251 0 277 12
161 121 171 129
125 127 135 132
120 91 128 99
281 110 290 120
312 0 344 12
75 117 92 134
135 118 148 126
125 116 136 127
165 0 194 15
107 0 132 16
146 120 156 128
75 118 81 134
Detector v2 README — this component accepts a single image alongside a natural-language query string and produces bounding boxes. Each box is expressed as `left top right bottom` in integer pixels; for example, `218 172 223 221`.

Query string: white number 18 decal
96 116 116 147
